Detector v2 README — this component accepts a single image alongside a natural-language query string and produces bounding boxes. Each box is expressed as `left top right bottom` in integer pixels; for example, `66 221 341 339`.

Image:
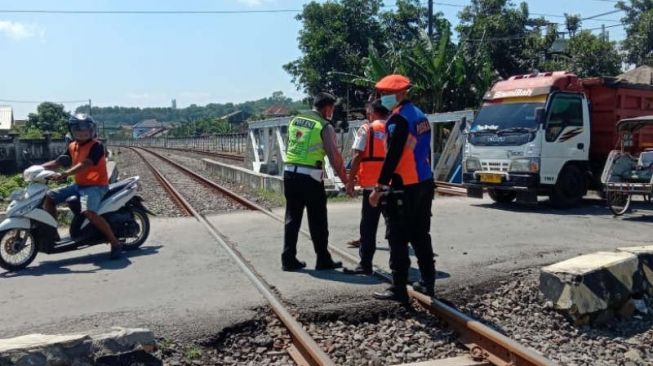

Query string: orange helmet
375 74 411 93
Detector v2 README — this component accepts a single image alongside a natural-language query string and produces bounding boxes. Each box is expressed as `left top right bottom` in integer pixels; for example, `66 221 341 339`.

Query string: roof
263 105 291 117
133 119 164 129
485 72 582 100
139 127 167 138
616 115 653 132
0 106 13 130
219 110 244 120
617 66 653 85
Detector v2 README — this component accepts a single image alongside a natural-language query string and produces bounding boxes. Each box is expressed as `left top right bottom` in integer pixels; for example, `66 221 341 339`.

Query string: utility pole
427 0 434 40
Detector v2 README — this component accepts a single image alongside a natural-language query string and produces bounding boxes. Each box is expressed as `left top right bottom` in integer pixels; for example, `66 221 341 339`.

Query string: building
132 119 170 139
262 105 291 118
0 106 14 132
218 110 251 125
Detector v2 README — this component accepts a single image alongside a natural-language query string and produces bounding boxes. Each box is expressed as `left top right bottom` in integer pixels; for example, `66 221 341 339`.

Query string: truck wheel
549 165 586 208
488 189 517 204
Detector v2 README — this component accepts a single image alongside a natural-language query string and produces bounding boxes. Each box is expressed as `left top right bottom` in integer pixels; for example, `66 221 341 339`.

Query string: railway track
131 146 555 366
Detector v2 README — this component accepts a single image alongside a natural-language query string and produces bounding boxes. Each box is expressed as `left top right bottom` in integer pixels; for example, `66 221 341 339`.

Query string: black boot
412 281 435 297
373 271 408 303
315 259 342 270
343 264 373 275
282 259 307 272
373 286 409 304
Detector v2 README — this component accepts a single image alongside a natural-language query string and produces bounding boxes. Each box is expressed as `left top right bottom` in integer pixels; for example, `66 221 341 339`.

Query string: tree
26 102 70 135
564 13 581 36
617 0 653 66
283 0 385 101
543 31 622 77
456 0 553 78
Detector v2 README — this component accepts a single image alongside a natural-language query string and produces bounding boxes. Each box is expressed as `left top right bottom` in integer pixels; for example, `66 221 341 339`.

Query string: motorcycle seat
102 177 137 200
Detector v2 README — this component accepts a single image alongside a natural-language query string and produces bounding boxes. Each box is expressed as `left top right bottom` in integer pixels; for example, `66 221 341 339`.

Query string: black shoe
373 287 409 304
282 260 307 272
412 281 435 297
315 260 342 270
343 265 373 275
109 243 123 260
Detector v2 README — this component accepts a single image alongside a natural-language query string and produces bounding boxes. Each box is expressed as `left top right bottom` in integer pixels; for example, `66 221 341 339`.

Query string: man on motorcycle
41 114 123 259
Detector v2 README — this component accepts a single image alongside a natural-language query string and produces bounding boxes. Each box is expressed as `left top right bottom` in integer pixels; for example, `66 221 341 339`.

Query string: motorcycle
0 157 152 271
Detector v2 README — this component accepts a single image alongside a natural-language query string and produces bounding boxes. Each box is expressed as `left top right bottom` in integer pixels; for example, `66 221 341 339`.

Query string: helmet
68 113 96 141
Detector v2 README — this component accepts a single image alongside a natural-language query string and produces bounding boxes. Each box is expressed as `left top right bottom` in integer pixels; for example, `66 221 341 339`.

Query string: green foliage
19 127 44 139
283 0 385 102
26 102 70 135
617 0 653 66
167 117 234 138
543 31 622 77
0 174 25 200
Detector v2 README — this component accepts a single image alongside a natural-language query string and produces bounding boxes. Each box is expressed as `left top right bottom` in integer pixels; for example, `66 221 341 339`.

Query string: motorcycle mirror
56 155 72 167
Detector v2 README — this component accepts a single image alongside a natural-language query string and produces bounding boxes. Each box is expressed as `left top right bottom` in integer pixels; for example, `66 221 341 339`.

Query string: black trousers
382 179 435 286
282 171 332 264
359 189 387 269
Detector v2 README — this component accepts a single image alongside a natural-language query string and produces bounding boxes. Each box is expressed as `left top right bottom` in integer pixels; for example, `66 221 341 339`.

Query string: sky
0 0 627 119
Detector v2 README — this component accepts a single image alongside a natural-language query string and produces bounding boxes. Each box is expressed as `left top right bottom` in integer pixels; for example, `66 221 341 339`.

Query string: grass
183 344 203 360
256 188 285 207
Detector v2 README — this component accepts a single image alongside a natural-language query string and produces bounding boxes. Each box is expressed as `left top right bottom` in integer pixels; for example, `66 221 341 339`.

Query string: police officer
343 100 390 275
282 92 348 271
369 75 436 303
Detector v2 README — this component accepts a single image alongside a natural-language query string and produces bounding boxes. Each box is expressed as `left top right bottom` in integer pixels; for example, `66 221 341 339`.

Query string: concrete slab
540 252 639 316
618 245 653 294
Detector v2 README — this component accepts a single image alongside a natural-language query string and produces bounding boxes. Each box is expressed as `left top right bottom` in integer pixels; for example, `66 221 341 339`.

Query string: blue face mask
380 94 397 110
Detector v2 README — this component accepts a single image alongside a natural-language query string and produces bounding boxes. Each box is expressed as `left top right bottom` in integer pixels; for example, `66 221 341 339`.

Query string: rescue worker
369 75 436 303
42 114 123 259
343 100 390 275
281 92 348 271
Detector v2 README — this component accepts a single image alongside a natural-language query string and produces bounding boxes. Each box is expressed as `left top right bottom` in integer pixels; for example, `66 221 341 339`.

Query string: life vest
284 111 327 169
69 139 108 186
387 102 433 186
357 120 386 188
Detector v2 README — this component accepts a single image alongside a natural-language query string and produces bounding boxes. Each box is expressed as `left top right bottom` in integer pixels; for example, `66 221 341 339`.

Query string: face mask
380 94 398 110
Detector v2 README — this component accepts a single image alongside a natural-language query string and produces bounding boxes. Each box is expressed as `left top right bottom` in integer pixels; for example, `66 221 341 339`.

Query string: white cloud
0 20 44 40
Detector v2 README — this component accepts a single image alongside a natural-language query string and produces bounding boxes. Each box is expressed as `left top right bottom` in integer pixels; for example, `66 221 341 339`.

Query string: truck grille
481 160 510 172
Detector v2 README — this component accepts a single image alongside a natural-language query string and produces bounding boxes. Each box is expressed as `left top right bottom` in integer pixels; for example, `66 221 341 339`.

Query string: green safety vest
284 112 327 168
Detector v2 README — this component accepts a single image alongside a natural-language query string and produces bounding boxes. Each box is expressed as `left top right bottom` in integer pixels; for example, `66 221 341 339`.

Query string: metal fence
109 134 247 154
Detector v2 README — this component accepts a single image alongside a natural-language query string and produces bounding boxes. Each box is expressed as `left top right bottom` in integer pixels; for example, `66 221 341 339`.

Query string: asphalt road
1 196 651 340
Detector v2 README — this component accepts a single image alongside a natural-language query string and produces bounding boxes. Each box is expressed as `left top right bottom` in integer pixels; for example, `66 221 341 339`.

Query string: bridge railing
108 134 247 154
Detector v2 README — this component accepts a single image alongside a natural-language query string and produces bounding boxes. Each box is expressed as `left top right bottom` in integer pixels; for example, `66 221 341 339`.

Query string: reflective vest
69 139 109 186
284 112 327 169
357 120 386 188
388 102 433 186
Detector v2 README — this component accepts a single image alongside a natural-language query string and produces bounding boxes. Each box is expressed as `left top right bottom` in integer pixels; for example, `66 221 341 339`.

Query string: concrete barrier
540 248 653 323
202 158 284 194
0 327 159 366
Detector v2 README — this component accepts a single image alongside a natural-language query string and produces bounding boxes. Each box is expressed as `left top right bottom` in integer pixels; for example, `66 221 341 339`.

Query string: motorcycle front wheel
0 229 38 272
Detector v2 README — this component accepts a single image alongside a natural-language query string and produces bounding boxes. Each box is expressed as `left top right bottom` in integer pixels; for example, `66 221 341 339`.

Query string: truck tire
549 165 586 208
488 189 517 204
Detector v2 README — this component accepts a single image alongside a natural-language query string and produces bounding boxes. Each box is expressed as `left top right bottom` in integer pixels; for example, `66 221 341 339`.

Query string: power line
0 9 301 15
0 99 87 104
582 9 623 20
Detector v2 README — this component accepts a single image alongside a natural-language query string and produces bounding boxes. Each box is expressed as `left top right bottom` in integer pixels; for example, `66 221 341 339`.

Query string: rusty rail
131 147 335 366
132 146 555 366
150 147 246 162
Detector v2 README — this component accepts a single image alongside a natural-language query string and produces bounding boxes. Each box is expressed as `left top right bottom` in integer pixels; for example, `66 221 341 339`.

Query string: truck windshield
471 103 543 133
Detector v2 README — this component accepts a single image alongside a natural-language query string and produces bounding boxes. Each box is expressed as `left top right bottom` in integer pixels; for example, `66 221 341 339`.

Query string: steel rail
136 147 261 210
128 148 193 216
132 147 335 366
133 147 555 365
152 147 246 162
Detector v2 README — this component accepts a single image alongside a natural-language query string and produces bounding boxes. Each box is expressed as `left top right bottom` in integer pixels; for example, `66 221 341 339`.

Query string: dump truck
462 71 653 207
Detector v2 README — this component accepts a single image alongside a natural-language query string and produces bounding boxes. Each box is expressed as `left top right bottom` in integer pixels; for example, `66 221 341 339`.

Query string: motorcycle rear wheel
121 208 150 250
0 229 38 272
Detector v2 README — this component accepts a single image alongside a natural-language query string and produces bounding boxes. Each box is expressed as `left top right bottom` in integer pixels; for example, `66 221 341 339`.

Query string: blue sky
0 0 626 118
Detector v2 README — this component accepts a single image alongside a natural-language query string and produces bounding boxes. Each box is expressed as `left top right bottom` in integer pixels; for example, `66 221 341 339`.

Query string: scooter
0 157 152 271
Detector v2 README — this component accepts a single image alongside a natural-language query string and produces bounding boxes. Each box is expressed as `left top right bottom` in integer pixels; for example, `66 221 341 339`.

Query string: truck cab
463 72 591 207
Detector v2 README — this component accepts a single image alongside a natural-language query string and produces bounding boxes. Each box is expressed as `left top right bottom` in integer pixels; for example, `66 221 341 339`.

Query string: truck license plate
479 173 502 184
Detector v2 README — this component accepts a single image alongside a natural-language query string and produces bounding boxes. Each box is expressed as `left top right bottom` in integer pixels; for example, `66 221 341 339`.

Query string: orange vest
69 139 108 186
357 120 386 188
